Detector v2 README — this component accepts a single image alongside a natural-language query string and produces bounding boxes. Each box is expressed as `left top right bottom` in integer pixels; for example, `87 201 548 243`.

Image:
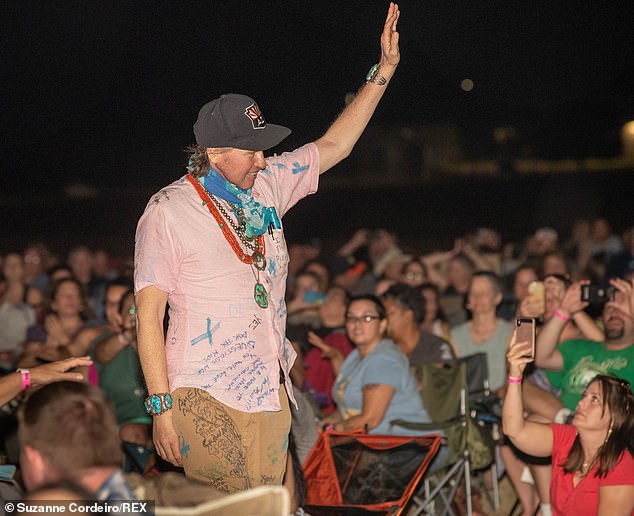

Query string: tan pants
171 386 291 494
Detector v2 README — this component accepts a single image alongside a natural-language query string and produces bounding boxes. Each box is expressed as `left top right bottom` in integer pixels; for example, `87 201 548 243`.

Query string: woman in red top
503 331 634 515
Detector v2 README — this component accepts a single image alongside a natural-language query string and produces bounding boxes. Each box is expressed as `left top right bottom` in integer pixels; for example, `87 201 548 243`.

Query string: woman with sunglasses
319 294 434 435
504 332 634 515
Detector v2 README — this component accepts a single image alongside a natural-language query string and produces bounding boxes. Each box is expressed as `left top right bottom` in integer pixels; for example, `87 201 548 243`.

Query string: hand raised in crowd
558 281 588 317
30 356 92 386
609 278 634 318
44 314 70 346
308 331 343 361
506 330 534 379
519 296 543 318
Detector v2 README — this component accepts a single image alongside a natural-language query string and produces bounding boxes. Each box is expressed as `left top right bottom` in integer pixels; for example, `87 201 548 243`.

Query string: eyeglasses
405 272 425 280
345 315 381 324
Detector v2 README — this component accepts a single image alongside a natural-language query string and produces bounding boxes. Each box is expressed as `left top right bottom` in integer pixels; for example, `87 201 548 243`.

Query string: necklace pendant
254 282 269 308
252 251 266 271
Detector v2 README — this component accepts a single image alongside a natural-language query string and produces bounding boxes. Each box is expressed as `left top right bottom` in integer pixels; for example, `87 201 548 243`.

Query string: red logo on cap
244 103 266 130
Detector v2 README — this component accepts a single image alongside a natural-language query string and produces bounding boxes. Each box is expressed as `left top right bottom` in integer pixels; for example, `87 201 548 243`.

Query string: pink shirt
135 143 319 412
550 424 634 516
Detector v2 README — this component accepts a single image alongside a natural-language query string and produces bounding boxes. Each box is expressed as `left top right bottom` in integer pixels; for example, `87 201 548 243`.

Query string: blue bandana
200 167 281 237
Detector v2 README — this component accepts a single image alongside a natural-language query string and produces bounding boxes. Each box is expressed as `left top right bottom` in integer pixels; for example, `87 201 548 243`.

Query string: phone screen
515 317 536 359
527 281 545 316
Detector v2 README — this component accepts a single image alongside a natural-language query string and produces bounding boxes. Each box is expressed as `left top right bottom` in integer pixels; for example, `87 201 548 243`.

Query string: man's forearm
138 322 169 394
534 315 566 369
316 68 396 174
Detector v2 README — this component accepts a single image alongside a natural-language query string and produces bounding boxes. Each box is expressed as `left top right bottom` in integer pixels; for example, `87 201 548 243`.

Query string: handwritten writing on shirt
196 330 274 410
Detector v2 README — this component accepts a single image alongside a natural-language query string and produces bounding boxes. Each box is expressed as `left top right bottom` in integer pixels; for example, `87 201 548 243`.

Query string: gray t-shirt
408 330 456 384
451 319 512 390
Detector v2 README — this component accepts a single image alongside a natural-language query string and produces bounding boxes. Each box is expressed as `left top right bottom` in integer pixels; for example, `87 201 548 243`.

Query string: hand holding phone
580 284 615 304
515 317 536 359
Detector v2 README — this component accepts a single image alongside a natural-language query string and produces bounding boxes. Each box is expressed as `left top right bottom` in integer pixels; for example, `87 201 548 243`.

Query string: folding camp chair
391 361 496 516
303 432 442 515
459 352 502 511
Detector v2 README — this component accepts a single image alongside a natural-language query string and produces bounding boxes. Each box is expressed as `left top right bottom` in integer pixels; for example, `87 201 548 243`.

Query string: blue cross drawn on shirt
291 162 309 174
190 317 220 347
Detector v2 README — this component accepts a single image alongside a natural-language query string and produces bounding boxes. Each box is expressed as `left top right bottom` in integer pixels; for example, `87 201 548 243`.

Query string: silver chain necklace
209 194 259 252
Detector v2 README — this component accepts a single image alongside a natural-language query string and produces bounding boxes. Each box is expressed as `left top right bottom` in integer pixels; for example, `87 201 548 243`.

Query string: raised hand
379 3 400 72
506 330 534 379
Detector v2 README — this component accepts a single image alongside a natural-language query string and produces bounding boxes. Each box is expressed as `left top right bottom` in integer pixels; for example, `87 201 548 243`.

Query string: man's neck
394 325 420 356
78 466 120 495
604 337 634 351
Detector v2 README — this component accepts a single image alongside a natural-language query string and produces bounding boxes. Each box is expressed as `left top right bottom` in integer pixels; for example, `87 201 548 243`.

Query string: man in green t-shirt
535 279 634 410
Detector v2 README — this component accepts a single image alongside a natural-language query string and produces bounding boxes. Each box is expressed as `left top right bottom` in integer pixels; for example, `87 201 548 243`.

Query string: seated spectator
541 250 571 279
382 283 456 386
497 263 538 321
92 290 152 447
286 270 324 327
302 259 331 294
535 278 634 412
17 381 137 500
440 253 475 326
318 295 437 436
68 246 106 322
607 225 634 279
590 217 623 264
503 334 634 515
18 278 94 368
420 282 452 341
298 285 353 415
0 254 36 372
333 228 400 296
451 271 512 393
401 257 429 288
22 243 52 296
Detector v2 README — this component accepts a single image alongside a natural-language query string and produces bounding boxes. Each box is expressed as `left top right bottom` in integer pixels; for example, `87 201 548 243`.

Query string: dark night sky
1 1 633 198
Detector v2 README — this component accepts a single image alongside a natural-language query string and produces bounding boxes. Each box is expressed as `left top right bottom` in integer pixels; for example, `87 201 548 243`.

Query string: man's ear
21 445 51 491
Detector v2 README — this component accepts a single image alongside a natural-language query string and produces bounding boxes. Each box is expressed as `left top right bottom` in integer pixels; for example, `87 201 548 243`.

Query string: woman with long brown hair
503 331 634 515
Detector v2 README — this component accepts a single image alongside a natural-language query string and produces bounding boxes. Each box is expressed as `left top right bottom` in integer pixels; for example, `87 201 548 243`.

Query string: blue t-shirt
332 339 438 435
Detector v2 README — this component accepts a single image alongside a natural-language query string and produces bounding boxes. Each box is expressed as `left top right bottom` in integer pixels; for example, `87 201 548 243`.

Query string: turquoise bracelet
144 392 173 416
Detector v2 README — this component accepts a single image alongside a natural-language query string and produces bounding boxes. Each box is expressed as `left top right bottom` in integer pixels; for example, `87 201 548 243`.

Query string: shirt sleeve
550 423 576 468
256 143 320 217
134 197 184 294
599 451 634 486
360 353 405 391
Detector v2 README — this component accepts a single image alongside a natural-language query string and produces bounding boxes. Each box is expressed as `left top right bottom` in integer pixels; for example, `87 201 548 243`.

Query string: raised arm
315 3 400 174
535 282 588 370
502 332 553 457
136 285 182 467
0 356 91 406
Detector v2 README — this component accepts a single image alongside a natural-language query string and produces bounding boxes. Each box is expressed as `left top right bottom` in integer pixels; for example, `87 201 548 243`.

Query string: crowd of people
1 215 632 514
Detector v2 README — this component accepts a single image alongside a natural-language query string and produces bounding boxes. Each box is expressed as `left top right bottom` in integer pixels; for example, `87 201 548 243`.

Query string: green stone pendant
254 282 269 308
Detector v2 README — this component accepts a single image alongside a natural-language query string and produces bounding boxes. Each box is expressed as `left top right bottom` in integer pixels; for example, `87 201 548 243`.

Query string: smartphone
527 281 545 316
303 291 327 304
515 317 536 359
580 284 615 304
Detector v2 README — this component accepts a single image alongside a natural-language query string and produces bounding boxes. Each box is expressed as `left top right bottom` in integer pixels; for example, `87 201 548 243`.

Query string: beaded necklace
187 174 269 308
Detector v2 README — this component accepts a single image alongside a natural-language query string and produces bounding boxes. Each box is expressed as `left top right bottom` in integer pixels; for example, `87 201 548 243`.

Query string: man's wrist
366 64 388 86
145 392 173 416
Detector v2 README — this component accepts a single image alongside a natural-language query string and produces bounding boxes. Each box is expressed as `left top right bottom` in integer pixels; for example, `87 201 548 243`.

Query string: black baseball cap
193 93 291 151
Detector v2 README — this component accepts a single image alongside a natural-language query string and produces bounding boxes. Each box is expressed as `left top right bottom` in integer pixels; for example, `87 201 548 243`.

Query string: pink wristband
508 375 523 384
17 369 31 391
554 310 570 322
